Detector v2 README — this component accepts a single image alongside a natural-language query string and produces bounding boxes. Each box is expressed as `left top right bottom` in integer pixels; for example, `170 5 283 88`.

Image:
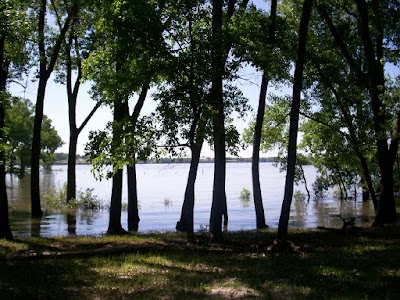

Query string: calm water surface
7 162 376 237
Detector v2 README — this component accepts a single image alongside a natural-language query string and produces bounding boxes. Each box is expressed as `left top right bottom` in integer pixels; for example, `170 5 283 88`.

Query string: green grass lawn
1 225 399 299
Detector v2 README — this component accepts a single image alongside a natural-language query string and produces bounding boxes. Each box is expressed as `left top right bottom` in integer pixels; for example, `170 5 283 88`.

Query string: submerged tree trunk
67 212 76 235
127 164 140 232
299 165 310 201
107 61 127 234
252 74 268 229
108 168 126 234
0 37 13 239
176 143 202 240
209 0 226 242
125 83 150 232
31 80 46 218
67 130 78 201
107 101 126 234
277 0 313 241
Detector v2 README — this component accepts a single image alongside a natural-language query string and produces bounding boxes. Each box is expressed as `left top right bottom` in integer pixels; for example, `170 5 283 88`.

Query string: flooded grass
1 225 400 299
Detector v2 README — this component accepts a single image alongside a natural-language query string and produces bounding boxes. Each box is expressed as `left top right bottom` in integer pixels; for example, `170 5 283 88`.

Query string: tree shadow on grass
0 227 399 299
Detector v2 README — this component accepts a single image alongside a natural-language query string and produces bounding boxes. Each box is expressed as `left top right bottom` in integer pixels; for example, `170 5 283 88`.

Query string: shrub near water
42 184 106 212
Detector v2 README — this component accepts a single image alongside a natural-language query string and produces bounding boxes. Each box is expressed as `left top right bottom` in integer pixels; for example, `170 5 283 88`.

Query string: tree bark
252 74 268 229
0 36 13 239
108 168 125 234
277 0 313 241
209 0 225 242
67 130 78 201
127 164 140 232
176 143 202 241
31 79 46 218
107 104 126 234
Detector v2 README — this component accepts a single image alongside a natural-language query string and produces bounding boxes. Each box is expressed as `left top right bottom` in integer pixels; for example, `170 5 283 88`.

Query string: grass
1 225 400 299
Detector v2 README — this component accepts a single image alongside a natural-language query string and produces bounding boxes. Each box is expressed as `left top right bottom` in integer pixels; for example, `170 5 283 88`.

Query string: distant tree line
0 0 399 242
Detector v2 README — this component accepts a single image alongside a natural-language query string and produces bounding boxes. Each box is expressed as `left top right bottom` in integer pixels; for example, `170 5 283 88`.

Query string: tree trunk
252 0 277 230
176 143 202 241
0 36 13 239
30 80 46 218
355 0 397 225
252 74 268 229
299 165 310 201
209 0 226 243
277 0 313 241
374 162 397 225
107 63 127 234
67 212 76 235
67 130 78 201
108 168 126 234
125 83 150 232
127 164 140 232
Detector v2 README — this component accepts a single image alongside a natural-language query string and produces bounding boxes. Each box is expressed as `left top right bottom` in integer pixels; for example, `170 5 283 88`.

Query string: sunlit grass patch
0 239 30 257
1 225 400 299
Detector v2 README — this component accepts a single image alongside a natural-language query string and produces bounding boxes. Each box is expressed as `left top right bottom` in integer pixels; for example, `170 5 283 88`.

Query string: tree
30 0 77 218
5 96 33 176
0 0 31 239
154 1 248 241
53 0 100 202
5 97 63 175
354 0 398 225
208 0 250 242
233 1 292 229
316 0 399 225
84 0 166 234
277 0 313 241
249 0 277 230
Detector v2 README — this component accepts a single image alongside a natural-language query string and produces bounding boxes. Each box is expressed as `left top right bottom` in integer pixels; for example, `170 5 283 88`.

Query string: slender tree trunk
252 75 268 229
356 149 378 209
299 165 310 201
125 83 150 232
209 0 226 242
19 156 25 178
0 37 13 239
277 0 313 241
127 164 140 232
67 130 78 201
251 0 277 230
31 80 46 218
176 143 202 241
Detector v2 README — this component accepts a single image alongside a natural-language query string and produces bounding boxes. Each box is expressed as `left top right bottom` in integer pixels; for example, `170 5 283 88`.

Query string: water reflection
5 163 384 237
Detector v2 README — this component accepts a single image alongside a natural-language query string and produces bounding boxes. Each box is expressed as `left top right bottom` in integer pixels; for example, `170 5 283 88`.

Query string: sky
10 63 288 158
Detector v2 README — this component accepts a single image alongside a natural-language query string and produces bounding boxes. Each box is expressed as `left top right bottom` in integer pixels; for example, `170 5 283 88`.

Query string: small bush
240 187 251 199
42 184 106 212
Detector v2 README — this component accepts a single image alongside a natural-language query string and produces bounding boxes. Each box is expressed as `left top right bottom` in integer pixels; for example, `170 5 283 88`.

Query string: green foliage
4 96 63 173
42 183 106 212
239 187 251 199
85 116 157 180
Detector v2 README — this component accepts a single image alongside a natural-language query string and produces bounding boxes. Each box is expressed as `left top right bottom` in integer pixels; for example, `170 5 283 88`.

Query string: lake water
7 162 376 237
